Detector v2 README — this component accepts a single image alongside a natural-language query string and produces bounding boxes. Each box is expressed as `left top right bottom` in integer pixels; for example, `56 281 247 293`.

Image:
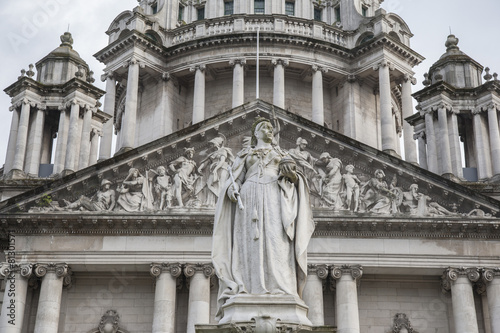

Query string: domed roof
45 32 87 65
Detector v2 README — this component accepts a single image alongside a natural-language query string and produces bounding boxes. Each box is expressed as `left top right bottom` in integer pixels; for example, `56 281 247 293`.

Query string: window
362 5 367 17
314 7 322 21
178 5 184 21
224 1 234 15
335 6 341 21
285 1 294 16
254 0 265 14
197 7 205 20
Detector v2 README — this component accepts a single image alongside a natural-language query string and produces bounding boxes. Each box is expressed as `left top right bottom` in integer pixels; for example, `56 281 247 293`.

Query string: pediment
1 100 499 237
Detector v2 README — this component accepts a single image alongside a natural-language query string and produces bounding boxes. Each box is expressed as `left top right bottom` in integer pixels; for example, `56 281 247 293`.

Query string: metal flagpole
256 26 260 99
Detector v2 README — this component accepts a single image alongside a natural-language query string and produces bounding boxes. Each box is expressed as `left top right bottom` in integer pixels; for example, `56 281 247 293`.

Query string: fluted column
486 103 500 176
78 106 93 169
448 108 463 178
332 265 363 333
53 106 69 174
151 263 182 333
374 60 397 154
312 65 327 125
303 264 328 325
230 59 246 108
272 58 288 109
401 74 418 164
0 264 33 333
33 263 71 333
5 106 20 174
422 108 438 173
184 264 214 333
414 131 428 170
24 106 46 176
64 100 80 173
122 57 142 151
483 268 500 333
99 72 116 161
89 129 100 166
436 104 453 175
191 64 206 124
472 108 493 179
11 99 32 174
442 267 480 333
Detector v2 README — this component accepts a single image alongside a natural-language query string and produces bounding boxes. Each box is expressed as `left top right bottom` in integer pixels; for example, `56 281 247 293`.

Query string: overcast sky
0 0 499 167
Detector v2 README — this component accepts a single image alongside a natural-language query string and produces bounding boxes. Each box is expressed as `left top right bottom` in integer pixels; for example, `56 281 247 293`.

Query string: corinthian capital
403 73 417 85
373 59 394 71
189 64 206 73
271 58 289 67
124 56 145 69
441 267 480 292
150 263 183 278
184 263 214 278
229 58 247 67
331 264 363 281
311 64 328 74
100 71 115 82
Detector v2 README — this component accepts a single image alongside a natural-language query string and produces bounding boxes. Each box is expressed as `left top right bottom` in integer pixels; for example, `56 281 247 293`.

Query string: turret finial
60 32 74 48
445 34 459 51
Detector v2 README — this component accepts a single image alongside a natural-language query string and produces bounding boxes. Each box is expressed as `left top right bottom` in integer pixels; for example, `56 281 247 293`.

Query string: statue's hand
280 164 298 184
227 184 240 203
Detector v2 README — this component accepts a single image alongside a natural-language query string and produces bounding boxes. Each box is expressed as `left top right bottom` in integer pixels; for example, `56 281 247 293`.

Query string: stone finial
26 64 35 78
18 69 26 80
422 73 431 86
445 34 459 51
60 32 74 48
87 70 95 83
494 73 498 81
484 67 493 81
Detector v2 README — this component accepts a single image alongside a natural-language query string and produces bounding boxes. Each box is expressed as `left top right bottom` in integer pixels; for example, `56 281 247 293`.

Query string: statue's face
299 142 307 150
133 170 138 177
103 184 110 190
187 151 194 158
255 122 273 143
375 171 384 179
158 167 166 176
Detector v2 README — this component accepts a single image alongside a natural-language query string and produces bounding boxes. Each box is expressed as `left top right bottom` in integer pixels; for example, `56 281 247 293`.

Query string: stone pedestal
219 294 312 326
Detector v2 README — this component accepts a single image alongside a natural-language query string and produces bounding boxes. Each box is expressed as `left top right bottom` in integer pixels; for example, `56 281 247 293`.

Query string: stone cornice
412 80 500 103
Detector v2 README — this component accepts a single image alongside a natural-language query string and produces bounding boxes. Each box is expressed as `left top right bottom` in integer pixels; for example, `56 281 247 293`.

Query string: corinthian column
89 129 100 166
442 267 480 333
99 72 116 161
486 103 500 176
448 108 463 178
184 264 214 333
11 99 32 175
78 106 93 169
483 268 500 333
230 59 246 108
312 65 327 125
421 108 438 174
472 108 493 179
53 106 69 174
401 74 418 164
190 65 206 124
0 264 33 333
303 264 328 325
64 100 81 173
151 263 182 333
24 105 46 177
33 263 71 333
4 105 20 174
374 60 396 154
272 58 288 109
332 265 363 333
122 57 142 151
414 131 428 170
436 104 453 176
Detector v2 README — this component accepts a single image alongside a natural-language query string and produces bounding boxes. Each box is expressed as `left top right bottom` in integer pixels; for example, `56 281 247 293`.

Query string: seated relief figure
401 183 456 217
169 148 200 207
315 152 343 209
212 117 315 320
360 169 398 214
61 179 116 211
115 168 148 212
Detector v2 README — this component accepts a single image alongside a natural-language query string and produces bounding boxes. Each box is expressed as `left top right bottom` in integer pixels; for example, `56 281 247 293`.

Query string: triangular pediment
1 100 499 237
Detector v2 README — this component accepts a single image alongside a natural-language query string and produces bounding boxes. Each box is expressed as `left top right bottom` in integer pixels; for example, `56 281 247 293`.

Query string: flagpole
256 26 260 99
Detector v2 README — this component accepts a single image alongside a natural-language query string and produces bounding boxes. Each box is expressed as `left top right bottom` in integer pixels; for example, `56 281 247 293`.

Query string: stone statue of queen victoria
212 117 315 324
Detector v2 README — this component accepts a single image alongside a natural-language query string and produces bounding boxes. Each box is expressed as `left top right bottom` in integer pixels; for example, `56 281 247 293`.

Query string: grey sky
0 0 498 167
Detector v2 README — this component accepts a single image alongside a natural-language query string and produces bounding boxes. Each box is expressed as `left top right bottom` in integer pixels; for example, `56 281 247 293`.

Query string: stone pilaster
332 265 363 333
414 131 428 170
151 263 183 333
401 74 418 164
486 103 500 176
303 264 328 325
64 100 81 173
0 263 33 333
89 128 100 166
121 57 143 151
99 71 116 161
472 107 493 179
11 98 33 177
482 268 500 333
311 65 327 125
434 103 453 176
24 105 46 177
374 60 397 155
229 59 246 108
421 107 439 174
190 64 206 124
53 105 69 174
184 263 214 333
4 105 21 175
33 263 72 333
78 105 93 169
442 267 480 333
271 58 289 109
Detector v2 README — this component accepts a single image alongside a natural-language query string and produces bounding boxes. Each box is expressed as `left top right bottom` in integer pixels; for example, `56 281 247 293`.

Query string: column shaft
448 112 463 178
416 133 428 170
450 276 479 333
303 271 325 325
78 108 92 169
192 67 206 124
64 102 80 172
89 130 99 166
0 272 29 333
122 59 140 150
53 109 69 174
473 112 493 179
25 108 45 176
401 78 418 163
486 277 500 333
99 75 116 161
312 68 324 125
186 272 210 333
336 275 360 333
232 62 244 108
5 109 20 174
378 63 396 153
424 111 439 173
34 272 64 333
152 270 178 333
273 62 285 109
12 101 31 172
437 107 452 175
487 106 500 176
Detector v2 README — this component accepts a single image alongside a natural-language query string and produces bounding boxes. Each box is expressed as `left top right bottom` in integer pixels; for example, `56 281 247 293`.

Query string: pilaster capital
413 131 426 141
161 72 171 81
184 263 214 278
100 71 115 82
441 267 480 291
307 264 329 279
189 64 206 73
419 107 434 117
229 58 247 67
402 73 417 85
124 56 145 69
472 106 484 115
373 59 394 71
331 264 363 281
9 99 23 111
431 102 452 113
311 64 327 74
36 103 47 111
150 263 183 278
1 263 33 279
482 267 500 283
271 58 289 67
